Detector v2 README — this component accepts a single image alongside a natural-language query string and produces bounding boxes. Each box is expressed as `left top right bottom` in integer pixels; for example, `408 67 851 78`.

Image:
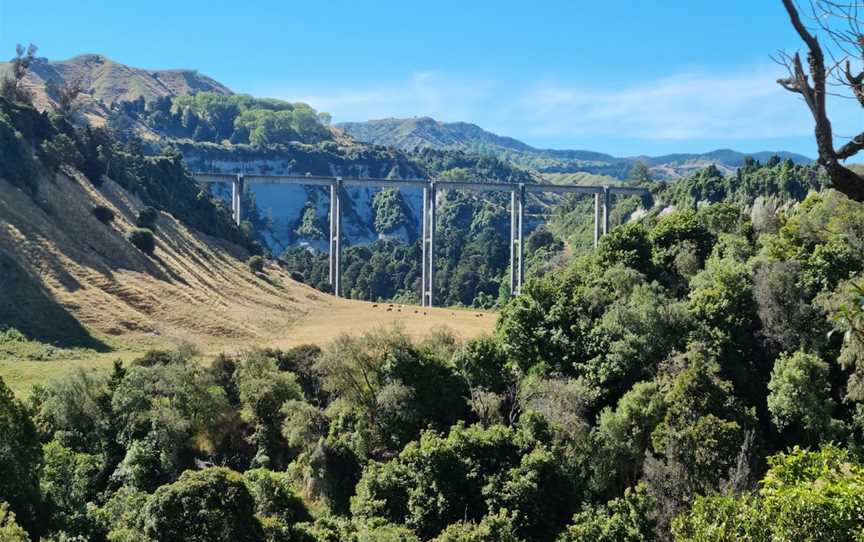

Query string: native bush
127 228 155 255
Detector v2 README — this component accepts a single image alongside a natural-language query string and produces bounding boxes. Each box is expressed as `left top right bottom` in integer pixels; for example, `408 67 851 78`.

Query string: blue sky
3 0 864 158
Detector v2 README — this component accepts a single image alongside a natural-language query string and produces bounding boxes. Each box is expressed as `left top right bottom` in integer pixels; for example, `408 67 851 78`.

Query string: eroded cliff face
177 142 427 253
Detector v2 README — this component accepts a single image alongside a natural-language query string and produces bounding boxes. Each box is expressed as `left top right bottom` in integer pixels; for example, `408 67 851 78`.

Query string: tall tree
0 43 38 104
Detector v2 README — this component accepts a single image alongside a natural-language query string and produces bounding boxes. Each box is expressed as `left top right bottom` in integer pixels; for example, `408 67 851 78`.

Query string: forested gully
6 176 864 540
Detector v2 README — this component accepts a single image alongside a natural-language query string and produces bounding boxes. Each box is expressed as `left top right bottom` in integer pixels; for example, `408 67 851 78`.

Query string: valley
4 5 864 538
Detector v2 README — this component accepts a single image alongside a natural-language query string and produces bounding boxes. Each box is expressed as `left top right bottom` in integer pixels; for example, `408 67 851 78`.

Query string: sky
3 0 864 158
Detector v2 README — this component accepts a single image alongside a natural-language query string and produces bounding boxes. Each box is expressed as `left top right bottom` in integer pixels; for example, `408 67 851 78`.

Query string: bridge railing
192 172 650 307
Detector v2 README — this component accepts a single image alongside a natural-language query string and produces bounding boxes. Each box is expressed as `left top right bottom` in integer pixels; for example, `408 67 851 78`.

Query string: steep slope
0 98 495 357
0 170 492 350
337 117 812 179
0 167 319 346
0 54 231 126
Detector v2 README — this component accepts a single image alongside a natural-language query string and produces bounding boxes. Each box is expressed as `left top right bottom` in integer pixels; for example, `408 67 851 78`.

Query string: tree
352 422 579 542
432 510 523 542
778 0 864 201
628 161 652 184
767 350 838 444
248 255 265 273
141 467 264 542
236 352 303 468
47 78 84 119
644 346 756 535
243 468 310 533
0 43 37 104
558 484 655 542
136 207 158 229
40 441 103 538
0 377 42 536
314 328 469 454
127 228 155 255
0 503 29 542
673 446 864 542
592 382 666 497
110 359 233 490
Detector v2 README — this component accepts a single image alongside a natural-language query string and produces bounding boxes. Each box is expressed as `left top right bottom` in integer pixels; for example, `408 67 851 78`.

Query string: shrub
0 377 42 535
136 207 158 228
141 468 264 542
127 228 155 255
0 503 28 542
91 205 114 224
248 255 265 273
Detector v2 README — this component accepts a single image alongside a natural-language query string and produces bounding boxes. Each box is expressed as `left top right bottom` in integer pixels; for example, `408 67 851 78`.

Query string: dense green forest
6 174 864 539
6 47 864 541
114 92 333 146
282 158 826 308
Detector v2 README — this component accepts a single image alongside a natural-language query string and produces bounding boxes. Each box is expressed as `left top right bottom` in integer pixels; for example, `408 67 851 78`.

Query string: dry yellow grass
0 171 495 396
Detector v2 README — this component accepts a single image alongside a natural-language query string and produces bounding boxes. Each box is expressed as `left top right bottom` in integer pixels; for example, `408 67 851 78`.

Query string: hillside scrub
0 97 261 254
114 91 333 146
7 183 864 539
91 205 115 224
127 228 155 255
248 255 265 273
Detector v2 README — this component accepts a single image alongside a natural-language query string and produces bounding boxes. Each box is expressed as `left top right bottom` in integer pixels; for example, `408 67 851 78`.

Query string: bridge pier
602 186 610 236
510 184 525 295
193 172 649 305
329 178 343 297
594 193 601 247
421 183 437 307
232 174 245 226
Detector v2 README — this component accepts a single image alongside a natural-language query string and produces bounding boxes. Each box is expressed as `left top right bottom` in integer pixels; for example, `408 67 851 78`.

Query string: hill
337 117 812 179
0 53 231 127
0 98 494 393
337 116 537 154
0 54 229 102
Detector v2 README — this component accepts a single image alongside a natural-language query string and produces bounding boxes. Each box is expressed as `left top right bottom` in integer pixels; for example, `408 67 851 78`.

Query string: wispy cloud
513 69 815 140
290 71 495 123
266 66 860 145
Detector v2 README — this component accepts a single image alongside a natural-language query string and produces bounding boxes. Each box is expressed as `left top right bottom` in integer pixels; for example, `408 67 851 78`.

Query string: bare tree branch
779 0 864 201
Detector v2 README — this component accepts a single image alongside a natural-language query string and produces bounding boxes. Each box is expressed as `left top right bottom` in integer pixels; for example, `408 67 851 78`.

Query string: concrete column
510 190 518 295
602 186 610 236
594 192 601 247
427 182 436 307
421 185 429 306
509 185 526 295
334 177 343 297
329 182 337 290
232 175 243 226
517 184 525 293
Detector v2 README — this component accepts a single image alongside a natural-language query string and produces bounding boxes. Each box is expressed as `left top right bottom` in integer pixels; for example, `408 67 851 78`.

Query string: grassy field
0 173 496 397
0 298 496 397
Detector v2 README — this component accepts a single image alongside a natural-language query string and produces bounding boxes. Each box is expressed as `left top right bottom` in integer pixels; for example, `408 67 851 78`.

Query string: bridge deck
191 172 650 196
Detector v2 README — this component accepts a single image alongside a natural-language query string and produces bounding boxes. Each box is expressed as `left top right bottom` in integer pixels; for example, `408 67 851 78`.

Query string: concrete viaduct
192 172 649 307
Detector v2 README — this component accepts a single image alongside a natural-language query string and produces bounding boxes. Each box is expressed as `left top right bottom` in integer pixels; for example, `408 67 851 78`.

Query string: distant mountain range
337 117 813 179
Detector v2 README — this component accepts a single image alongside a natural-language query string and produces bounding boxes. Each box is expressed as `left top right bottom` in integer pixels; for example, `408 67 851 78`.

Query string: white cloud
264 66 863 144
289 71 495 123
512 69 817 140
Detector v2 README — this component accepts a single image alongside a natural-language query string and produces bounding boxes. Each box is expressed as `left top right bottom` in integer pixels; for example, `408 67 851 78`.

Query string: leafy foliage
127 228 155 255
